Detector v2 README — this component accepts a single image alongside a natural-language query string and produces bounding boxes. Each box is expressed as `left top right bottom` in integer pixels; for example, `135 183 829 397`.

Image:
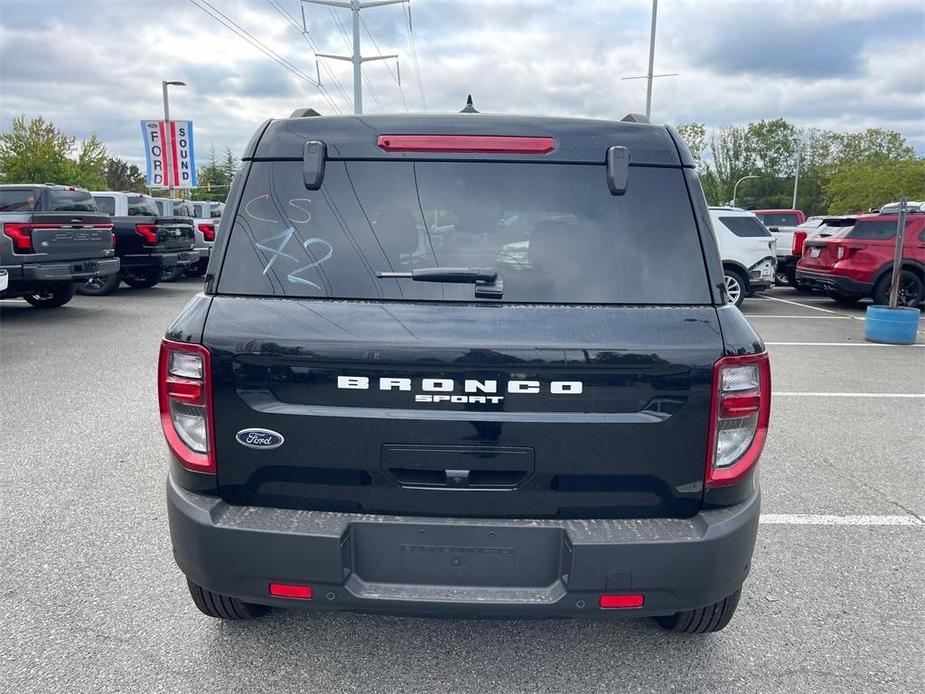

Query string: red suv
796 211 925 306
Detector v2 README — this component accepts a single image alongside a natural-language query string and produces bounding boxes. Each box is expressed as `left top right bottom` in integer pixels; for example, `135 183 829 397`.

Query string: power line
265 0 350 111
328 6 385 112
188 0 341 114
359 13 408 112
403 1 426 111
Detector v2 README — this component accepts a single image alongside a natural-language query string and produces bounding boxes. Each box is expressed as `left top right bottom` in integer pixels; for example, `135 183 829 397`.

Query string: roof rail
621 113 649 124
290 108 322 118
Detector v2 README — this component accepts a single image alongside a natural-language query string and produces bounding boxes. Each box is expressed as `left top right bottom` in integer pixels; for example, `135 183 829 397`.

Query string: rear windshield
46 189 97 212
210 204 223 218
718 216 771 238
0 187 39 211
175 201 195 216
217 161 711 304
93 195 116 215
127 195 159 216
757 213 800 227
844 220 912 240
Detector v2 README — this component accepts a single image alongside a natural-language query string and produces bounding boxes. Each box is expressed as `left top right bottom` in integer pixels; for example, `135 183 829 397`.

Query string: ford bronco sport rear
162 113 769 633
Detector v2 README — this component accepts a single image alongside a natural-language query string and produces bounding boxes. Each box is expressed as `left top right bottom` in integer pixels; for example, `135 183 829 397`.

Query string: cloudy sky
1 0 923 167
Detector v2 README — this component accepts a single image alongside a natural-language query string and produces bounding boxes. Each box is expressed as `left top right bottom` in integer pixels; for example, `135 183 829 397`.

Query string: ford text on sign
140 120 198 189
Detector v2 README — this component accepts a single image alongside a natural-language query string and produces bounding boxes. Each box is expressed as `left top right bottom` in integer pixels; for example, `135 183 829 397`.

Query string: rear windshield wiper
376 267 503 298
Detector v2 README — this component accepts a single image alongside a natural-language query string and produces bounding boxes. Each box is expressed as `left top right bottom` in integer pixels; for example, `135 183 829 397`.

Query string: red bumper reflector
377 134 555 154
269 583 313 600
599 594 644 609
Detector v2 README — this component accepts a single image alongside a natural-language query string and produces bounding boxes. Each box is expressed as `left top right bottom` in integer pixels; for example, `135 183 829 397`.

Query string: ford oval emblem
235 428 284 450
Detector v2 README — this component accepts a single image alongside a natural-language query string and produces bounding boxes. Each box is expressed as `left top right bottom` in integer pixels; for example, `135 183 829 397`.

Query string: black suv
162 112 770 633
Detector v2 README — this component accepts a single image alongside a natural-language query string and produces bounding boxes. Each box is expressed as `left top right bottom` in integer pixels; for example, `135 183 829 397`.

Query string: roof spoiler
291 108 322 118
621 113 649 124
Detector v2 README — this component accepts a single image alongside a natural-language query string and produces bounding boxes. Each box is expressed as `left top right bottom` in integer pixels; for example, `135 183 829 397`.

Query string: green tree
222 147 237 181
0 115 74 183
826 159 925 214
71 134 108 190
196 145 231 201
106 157 147 192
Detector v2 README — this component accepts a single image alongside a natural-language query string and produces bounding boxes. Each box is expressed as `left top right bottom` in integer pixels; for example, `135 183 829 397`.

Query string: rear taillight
158 340 215 474
705 352 771 487
135 223 158 244
836 245 855 260
3 222 35 252
377 134 556 154
792 231 807 256
197 223 216 242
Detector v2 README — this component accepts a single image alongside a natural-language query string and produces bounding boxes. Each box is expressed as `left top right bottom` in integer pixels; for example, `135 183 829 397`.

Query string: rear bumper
795 269 872 296
195 246 212 260
14 257 120 281
167 474 760 617
121 251 198 270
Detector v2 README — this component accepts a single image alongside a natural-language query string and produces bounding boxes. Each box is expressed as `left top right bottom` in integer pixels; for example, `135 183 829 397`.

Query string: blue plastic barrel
864 305 921 345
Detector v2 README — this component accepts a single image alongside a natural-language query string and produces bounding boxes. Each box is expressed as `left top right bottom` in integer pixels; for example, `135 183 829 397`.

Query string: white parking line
766 341 925 347
755 295 846 315
760 514 923 526
774 392 925 398
745 315 851 320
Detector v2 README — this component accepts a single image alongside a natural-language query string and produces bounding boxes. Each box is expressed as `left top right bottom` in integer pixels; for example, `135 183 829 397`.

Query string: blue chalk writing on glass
256 227 299 275
288 238 334 289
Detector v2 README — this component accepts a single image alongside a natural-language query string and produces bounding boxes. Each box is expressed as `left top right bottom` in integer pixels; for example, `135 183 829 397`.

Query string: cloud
0 0 922 171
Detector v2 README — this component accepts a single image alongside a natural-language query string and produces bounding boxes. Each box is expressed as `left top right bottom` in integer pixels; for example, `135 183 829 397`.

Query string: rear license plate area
351 522 565 588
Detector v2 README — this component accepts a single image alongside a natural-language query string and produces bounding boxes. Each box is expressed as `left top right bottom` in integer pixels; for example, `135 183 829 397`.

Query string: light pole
162 80 186 196
731 175 759 207
791 136 804 210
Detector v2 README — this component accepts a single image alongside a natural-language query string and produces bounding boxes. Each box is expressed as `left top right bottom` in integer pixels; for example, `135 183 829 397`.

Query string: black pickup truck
161 112 770 633
77 192 196 295
0 184 119 307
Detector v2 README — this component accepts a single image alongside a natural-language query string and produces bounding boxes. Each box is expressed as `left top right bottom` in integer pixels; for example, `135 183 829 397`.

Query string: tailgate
801 239 837 270
155 217 195 250
205 299 723 519
24 213 113 261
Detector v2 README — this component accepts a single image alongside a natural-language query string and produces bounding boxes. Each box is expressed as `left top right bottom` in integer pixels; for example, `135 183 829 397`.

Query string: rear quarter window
719 216 771 238
217 161 712 305
0 187 39 211
845 220 909 240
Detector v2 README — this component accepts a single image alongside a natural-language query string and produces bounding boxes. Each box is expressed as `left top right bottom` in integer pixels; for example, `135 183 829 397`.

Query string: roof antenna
460 95 479 113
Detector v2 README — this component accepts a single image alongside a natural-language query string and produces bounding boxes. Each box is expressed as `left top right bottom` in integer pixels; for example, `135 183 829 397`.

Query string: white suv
708 207 777 307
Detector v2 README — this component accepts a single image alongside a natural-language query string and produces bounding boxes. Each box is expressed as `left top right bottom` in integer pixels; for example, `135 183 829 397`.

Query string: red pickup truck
796 211 925 306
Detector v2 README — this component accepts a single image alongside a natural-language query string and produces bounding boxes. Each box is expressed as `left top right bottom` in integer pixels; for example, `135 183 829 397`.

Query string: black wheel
23 281 76 308
186 579 270 620
76 272 121 296
184 261 207 278
774 269 791 286
723 268 747 307
655 589 741 634
161 265 186 282
825 291 861 306
873 270 924 307
123 269 161 289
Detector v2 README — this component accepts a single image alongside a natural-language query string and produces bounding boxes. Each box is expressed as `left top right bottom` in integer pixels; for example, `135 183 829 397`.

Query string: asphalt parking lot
1 282 923 694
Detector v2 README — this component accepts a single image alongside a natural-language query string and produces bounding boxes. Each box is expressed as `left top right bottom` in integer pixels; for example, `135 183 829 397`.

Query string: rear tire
161 265 186 282
23 281 76 308
76 273 121 296
123 269 161 289
873 270 924 307
654 589 741 634
184 261 207 278
723 268 747 307
186 579 270 620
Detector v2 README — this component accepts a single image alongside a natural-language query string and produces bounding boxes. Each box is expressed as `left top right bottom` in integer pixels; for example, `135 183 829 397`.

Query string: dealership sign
140 120 198 188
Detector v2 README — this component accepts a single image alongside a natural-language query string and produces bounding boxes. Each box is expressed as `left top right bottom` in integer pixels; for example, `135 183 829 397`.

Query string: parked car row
796 205 925 307
1 183 222 308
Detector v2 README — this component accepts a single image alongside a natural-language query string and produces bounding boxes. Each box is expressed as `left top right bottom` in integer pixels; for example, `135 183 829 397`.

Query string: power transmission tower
304 0 404 114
